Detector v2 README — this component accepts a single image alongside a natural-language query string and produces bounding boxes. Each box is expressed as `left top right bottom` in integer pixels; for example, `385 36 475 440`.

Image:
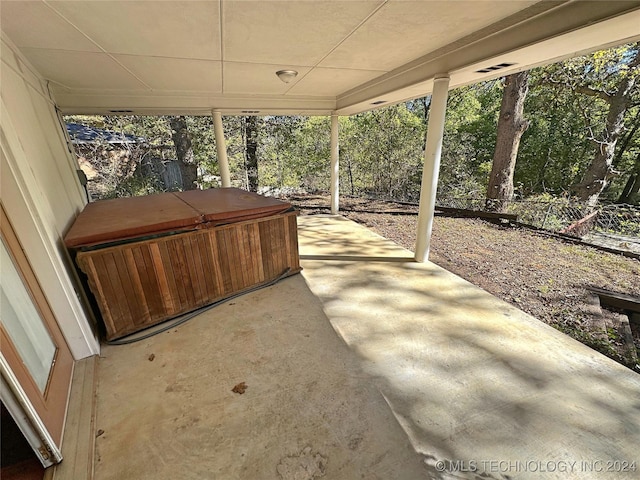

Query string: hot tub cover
175 188 292 225
64 188 292 248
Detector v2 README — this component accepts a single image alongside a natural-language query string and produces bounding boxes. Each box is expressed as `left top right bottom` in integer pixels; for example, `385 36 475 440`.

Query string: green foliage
340 104 424 200
438 82 501 199
516 77 596 195
537 43 640 202
251 115 330 192
102 174 164 200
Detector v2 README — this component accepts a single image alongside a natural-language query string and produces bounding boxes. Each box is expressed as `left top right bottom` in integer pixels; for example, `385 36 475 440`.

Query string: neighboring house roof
66 123 145 145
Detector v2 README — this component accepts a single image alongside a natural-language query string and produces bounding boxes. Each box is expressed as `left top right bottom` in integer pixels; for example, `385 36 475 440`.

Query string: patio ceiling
1 1 640 116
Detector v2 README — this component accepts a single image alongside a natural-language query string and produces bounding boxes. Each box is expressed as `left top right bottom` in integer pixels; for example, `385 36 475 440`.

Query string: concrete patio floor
90 215 640 480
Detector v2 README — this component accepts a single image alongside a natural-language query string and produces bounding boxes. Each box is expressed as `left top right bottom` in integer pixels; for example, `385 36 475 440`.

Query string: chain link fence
595 204 640 236
435 197 640 238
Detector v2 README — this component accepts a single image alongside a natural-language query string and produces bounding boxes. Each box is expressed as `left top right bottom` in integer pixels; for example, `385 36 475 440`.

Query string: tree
169 116 198 190
613 107 640 204
514 73 593 197
618 153 640 204
486 71 530 211
436 82 501 200
260 116 326 191
244 116 259 192
547 44 640 206
340 105 424 200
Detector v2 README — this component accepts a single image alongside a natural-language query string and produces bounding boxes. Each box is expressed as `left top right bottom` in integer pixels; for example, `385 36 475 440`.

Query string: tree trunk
572 49 640 206
618 153 640 204
169 116 198 190
420 95 431 146
612 109 640 168
346 155 355 196
244 116 259 192
486 72 530 212
619 174 639 204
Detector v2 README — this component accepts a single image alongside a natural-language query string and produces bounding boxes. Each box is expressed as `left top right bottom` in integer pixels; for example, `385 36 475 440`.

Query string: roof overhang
1 1 639 116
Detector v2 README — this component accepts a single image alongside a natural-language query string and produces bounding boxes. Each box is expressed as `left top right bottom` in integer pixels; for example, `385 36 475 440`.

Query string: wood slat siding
75 212 300 340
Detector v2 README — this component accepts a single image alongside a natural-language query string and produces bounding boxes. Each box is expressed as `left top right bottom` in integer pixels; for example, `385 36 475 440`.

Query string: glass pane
1 239 56 392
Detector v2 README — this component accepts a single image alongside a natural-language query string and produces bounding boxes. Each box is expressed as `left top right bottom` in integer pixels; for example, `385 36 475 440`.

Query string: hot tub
65 188 300 340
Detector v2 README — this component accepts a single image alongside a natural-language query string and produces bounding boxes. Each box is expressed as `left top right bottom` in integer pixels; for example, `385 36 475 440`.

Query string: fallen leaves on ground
232 382 248 394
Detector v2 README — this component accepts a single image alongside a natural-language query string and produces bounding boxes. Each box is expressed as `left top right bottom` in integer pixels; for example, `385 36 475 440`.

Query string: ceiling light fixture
276 70 298 83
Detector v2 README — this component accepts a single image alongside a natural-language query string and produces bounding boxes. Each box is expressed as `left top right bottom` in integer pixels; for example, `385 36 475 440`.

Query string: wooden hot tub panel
75 212 300 340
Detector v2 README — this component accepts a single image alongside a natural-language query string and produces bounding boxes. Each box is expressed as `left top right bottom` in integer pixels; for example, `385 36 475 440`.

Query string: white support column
212 110 231 188
330 113 340 214
415 75 450 262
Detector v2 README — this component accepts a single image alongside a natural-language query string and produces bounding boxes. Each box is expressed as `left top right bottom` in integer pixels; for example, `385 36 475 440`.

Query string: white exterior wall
1 35 99 359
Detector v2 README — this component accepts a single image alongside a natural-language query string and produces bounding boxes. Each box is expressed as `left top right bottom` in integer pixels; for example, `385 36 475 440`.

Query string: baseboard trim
52 356 98 480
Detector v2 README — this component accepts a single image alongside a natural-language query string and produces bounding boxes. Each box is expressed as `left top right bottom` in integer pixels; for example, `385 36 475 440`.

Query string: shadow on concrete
93 271 433 479
298 215 640 480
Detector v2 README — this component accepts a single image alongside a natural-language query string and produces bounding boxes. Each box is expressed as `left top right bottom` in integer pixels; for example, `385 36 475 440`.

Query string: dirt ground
288 194 640 371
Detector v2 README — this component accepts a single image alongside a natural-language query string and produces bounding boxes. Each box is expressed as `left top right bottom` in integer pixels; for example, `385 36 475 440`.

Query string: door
0 204 74 461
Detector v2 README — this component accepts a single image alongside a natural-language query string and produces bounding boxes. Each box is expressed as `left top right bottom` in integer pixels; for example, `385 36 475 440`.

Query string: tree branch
575 85 611 102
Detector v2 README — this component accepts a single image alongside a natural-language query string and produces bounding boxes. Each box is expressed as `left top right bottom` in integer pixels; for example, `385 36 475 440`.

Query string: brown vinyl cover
175 188 291 225
64 188 292 248
64 192 201 247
